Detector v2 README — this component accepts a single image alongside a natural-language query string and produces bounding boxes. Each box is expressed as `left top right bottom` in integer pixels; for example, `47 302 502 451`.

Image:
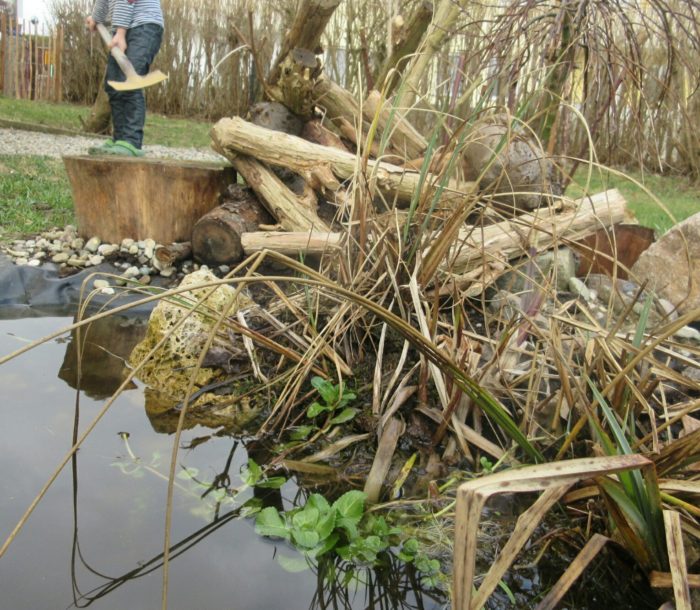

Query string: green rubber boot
109 140 145 157
87 140 115 155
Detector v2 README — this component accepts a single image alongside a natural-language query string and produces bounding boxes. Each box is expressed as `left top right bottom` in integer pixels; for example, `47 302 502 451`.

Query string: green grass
567 167 699 234
0 155 75 240
0 96 212 149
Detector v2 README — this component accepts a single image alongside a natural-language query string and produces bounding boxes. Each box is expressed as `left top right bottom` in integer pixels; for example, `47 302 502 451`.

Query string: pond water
0 312 445 610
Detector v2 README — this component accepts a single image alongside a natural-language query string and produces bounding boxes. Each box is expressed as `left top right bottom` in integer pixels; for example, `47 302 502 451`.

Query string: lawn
566 166 699 234
0 96 212 149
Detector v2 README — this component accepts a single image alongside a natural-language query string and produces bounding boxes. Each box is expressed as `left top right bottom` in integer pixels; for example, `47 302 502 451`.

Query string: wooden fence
0 14 63 102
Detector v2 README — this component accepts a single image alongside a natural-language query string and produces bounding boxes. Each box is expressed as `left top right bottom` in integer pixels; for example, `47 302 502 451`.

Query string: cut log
191 186 274 265
312 75 366 149
436 189 628 295
363 89 428 159
225 154 330 232
374 1 434 96
63 156 236 244
210 117 477 207
154 242 192 270
241 231 343 257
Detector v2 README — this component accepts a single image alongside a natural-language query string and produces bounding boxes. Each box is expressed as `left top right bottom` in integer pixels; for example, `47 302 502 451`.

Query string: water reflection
0 314 447 610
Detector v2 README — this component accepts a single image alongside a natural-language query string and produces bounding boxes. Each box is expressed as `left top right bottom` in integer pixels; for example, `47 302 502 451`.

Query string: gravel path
0 127 224 161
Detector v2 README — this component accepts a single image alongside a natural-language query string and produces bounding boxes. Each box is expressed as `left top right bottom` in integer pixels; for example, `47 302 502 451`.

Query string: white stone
52 252 70 263
128 244 139 255
85 237 101 253
93 279 110 290
71 238 85 250
27 259 41 267
123 265 140 279
674 326 700 343
159 266 176 278
143 238 156 259
98 244 119 257
121 238 135 250
89 255 104 266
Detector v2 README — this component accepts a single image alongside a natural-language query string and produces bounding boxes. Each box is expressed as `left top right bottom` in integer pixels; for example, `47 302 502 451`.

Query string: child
86 0 164 156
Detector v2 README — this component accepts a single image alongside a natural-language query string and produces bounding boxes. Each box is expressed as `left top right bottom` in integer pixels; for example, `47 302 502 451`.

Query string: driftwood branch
211 117 476 207
220 153 330 233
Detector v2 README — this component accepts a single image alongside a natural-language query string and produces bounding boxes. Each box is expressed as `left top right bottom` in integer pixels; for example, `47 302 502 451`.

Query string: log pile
186 0 629 299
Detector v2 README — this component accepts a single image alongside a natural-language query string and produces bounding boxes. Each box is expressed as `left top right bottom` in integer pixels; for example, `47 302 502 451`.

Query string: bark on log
241 231 343 257
211 117 477 207
363 89 428 159
312 75 366 148
63 156 235 243
269 0 341 86
191 186 274 265
374 1 434 96
222 154 330 232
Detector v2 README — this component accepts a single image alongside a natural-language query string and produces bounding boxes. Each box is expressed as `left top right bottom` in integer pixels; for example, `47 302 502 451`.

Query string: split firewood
191 187 274 265
210 117 477 207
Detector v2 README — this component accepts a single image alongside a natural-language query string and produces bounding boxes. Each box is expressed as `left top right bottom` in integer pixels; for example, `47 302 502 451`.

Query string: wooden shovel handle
96 23 137 79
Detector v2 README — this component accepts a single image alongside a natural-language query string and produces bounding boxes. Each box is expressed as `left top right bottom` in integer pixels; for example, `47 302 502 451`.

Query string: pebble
124 266 140 279
85 237 101 253
98 244 119 257
27 259 41 267
89 254 104 266
52 252 70 263
93 279 110 290
568 277 593 302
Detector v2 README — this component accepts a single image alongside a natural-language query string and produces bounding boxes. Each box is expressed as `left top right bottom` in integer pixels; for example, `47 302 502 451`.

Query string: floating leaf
255 507 290 540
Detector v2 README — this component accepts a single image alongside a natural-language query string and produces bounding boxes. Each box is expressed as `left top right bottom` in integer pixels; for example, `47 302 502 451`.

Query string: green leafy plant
306 376 358 425
255 490 446 587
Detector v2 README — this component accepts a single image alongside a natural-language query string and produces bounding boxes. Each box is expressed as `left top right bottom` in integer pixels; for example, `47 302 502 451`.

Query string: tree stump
63 156 236 244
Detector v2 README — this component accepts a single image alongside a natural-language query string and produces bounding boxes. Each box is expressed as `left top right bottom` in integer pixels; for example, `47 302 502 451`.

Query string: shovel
96 23 168 91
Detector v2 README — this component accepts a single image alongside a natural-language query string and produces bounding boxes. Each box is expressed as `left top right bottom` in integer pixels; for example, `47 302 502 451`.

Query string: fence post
54 25 63 102
0 13 6 94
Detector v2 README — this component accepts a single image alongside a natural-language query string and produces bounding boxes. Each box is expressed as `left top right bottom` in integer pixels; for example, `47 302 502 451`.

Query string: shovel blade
108 70 168 92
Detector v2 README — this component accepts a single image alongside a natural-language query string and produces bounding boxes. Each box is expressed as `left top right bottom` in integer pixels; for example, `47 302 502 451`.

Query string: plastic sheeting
0 255 164 319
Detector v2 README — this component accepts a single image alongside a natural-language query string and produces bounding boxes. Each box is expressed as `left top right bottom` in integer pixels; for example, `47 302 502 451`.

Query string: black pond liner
0 254 167 319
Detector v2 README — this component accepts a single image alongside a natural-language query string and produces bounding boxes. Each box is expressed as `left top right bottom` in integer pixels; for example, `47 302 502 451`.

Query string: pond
0 311 445 610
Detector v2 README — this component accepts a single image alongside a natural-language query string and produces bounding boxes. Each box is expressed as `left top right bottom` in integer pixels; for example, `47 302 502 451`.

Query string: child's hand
85 16 96 32
110 28 128 53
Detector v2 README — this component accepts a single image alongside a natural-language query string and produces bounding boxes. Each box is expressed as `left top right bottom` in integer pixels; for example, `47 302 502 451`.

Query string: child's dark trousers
105 23 163 149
